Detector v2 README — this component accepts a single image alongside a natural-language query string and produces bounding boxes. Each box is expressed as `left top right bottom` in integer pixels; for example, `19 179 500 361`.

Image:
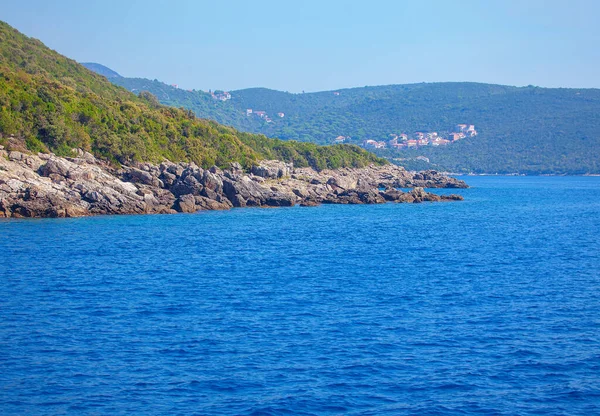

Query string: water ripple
1 176 600 414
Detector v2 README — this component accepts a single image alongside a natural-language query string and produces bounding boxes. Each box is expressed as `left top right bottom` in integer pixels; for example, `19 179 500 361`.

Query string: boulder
170 175 204 197
251 160 292 179
174 194 197 213
159 171 177 187
223 176 270 206
39 159 70 177
327 175 357 190
382 188 404 202
194 196 232 211
201 170 223 193
8 151 25 161
265 193 296 207
442 194 464 201
123 168 163 188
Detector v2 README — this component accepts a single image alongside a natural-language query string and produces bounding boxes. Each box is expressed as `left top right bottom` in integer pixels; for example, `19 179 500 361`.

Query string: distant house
415 132 425 139
449 132 462 141
399 134 408 141
277 112 285 118
362 139 386 149
391 143 407 149
456 124 468 132
407 140 418 148
254 111 267 118
333 92 340 96
334 135 348 143
211 91 232 101
171 84 179 89
246 109 253 116
418 138 429 146
431 138 450 146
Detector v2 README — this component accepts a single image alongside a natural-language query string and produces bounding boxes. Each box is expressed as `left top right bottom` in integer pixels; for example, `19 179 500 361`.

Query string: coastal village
199 86 477 149
335 124 478 149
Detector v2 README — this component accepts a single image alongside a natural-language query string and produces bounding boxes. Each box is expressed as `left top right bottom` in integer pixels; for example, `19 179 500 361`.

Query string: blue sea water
1 176 600 415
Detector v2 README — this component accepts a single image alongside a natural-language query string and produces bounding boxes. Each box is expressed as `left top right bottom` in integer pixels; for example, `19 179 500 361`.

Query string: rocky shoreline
0 147 467 218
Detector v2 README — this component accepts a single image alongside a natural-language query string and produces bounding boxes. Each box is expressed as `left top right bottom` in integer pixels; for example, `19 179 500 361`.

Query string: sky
3 0 600 92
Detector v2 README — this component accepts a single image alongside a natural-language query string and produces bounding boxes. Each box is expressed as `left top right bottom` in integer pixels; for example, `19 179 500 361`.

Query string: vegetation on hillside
0 21 384 170
107 71 600 174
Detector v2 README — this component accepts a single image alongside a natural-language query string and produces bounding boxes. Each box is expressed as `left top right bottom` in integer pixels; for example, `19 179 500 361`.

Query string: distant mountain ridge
86 65 600 174
80 62 121 78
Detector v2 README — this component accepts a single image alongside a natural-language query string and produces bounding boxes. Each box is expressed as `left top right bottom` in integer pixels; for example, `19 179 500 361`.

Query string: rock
442 194 464 201
406 187 444 203
67 166 96 181
327 175 357 190
8 151 25 161
194 196 232 211
382 188 404 202
123 168 162 188
223 176 269 207
39 159 70 177
0 154 465 218
159 171 177 187
336 188 386 204
209 166 222 175
265 193 296 207
251 160 292 179
201 170 223 193
200 187 218 200
83 190 104 203
174 194 196 213
231 194 246 208
166 163 184 177
170 175 204 197
22 155 44 171
72 148 96 163
292 188 309 198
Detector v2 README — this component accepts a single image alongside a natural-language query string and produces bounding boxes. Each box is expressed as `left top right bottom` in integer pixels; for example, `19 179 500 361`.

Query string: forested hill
0 21 384 170
96 66 600 174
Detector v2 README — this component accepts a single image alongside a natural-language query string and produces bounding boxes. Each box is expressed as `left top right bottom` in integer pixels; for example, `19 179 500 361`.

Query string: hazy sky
3 0 599 92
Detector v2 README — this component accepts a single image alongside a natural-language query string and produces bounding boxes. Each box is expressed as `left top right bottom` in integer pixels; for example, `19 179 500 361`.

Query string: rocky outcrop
250 160 292 179
0 148 466 218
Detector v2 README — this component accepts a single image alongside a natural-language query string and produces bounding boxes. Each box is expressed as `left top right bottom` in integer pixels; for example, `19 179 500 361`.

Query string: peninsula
0 20 465 218
0 147 465 218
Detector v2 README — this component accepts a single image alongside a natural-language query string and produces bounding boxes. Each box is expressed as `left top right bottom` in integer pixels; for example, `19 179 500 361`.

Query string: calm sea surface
1 176 600 415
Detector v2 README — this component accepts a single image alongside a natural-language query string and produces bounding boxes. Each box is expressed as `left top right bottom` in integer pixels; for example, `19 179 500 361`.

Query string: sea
1 176 599 415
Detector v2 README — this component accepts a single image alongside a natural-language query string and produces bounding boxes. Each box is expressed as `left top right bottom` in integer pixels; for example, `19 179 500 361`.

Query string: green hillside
105 68 600 174
0 21 384 170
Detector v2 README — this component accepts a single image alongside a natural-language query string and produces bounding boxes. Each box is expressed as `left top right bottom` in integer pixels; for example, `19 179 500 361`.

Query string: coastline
0 149 466 219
